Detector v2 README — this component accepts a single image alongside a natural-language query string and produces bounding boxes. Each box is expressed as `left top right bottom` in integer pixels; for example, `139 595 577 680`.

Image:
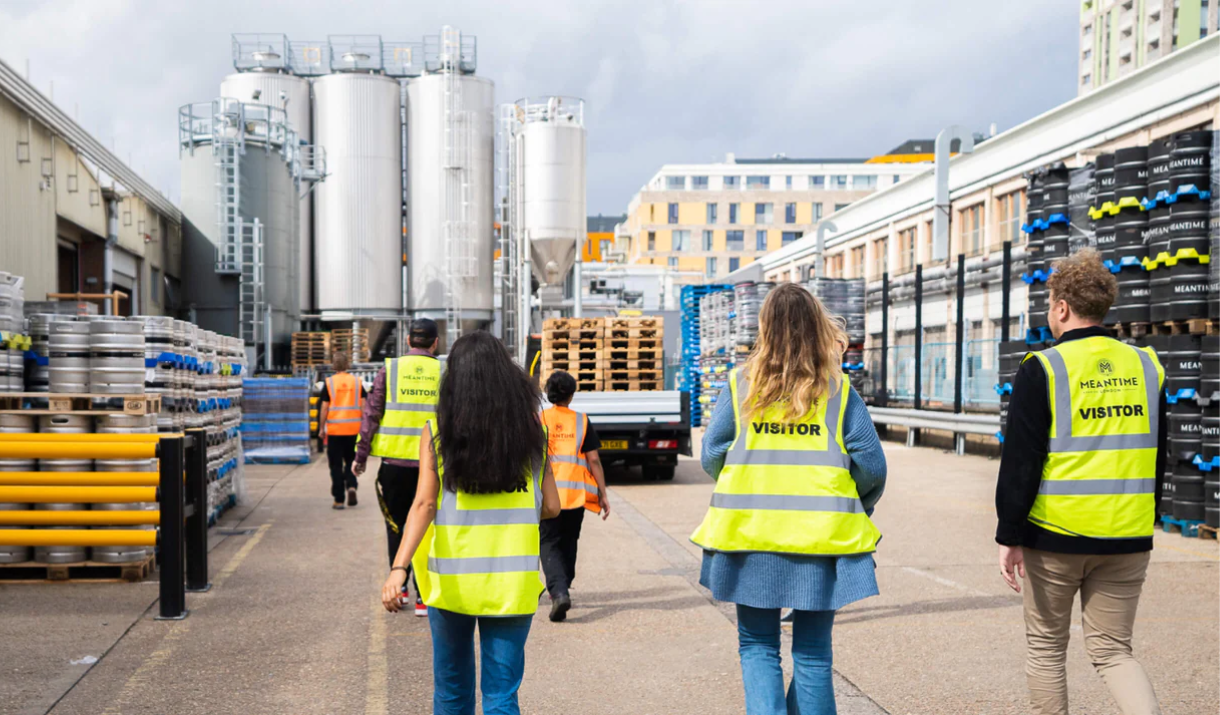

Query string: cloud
0 0 1078 213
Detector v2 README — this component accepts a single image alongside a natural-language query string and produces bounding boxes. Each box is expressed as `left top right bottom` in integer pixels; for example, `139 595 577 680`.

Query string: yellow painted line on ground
365 583 389 715
1155 541 1220 561
100 622 191 715
211 522 272 588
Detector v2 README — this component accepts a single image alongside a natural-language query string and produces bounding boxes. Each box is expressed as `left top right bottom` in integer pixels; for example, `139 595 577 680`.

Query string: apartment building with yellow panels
619 148 932 284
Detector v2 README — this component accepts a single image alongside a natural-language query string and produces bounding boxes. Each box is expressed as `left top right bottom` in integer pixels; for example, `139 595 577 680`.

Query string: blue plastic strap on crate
24 350 48 366
1105 256 1148 273
996 432 1004 443
1166 388 1198 404
1192 455 1219 472
1172 184 1212 202
842 362 865 371
994 382 1013 396
1045 213 1069 226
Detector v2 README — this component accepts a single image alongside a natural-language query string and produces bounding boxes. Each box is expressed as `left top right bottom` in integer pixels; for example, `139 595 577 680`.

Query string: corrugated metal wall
0 93 58 299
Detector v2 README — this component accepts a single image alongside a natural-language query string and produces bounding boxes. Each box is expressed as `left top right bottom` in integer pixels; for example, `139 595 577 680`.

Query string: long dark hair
435 331 544 494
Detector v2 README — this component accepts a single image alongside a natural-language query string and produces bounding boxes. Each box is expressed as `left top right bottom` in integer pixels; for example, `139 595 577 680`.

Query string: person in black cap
354 318 440 617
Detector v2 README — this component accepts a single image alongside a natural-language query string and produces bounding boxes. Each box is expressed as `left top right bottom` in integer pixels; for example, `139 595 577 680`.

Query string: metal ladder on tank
213 99 244 275
238 218 265 359
496 104 519 357
440 27 477 350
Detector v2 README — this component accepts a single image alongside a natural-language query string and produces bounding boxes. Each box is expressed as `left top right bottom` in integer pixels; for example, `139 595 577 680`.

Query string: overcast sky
0 0 1079 215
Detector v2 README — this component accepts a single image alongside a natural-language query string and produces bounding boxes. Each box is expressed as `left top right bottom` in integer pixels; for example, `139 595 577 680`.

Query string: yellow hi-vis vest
690 370 880 556
369 355 440 461
541 406 600 512
1024 336 1164 540
412 421 547 616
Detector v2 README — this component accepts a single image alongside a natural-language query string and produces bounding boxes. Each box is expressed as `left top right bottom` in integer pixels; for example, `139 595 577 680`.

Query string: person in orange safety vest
320 352 367 510
539 370 609 622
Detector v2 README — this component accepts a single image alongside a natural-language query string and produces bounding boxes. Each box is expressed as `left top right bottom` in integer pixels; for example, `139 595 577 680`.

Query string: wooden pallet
545 349 603 361
1144 319 1218 336
542 361 600 374
0 552 155 583
605 348 662 360
0 392 160 415
606 337 661 350
600 359 662 370
1198 524 1218 541
603 369 663 381
575 380 603 392
544 339 602 351
606 380 663 391
604 327 663 339
606 316 661 329
1112 322 1150 339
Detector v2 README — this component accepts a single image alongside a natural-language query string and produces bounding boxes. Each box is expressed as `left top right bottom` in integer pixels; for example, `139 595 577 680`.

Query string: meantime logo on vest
752 422 822 436
1077 358 1141 395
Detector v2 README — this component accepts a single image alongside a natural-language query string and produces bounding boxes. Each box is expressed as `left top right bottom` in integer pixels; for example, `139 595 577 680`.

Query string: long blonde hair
742 283 846 421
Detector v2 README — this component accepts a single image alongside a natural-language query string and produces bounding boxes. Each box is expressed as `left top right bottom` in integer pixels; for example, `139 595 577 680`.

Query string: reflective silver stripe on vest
1038 478 1156 496
384 403 436 412
428 555 539 575
388 358 399 401
379 426 423 437
1044 345 1159 453
434 442 545 527
724 371 851 470
327 418 361 424
556 479 598 495
552 455 589 467
709 493 865 514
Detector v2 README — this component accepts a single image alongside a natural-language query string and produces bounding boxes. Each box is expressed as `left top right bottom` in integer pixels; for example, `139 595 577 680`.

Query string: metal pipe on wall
931 126 976 262
953 253 966 414
1001 240 1012 343
912 264 923 446
880 272 889 407
573 235 583 318
104 194 118 315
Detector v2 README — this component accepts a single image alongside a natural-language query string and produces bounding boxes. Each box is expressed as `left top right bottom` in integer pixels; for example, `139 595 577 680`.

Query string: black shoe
332 502 345 510
347 488 358 507
549 593 571 622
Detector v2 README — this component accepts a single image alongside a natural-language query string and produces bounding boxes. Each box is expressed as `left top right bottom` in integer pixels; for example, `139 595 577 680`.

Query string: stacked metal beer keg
92 413 157 563
0 414 36 564
1024 174 1051 335
1103 148 1152 324
1148 131 1212 322
35 414 91 564
0 272 25 393
48 321 90 394
89 319 145 401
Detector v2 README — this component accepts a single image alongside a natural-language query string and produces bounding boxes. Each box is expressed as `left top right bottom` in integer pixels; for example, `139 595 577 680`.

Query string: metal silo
312 71 403 314
518 97 587 286
406 28 495 343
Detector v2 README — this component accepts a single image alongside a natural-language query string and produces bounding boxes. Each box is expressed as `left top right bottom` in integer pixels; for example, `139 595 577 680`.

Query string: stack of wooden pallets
541 318 605 391
290 332 331 370
331 328 370 363
601 317 664 391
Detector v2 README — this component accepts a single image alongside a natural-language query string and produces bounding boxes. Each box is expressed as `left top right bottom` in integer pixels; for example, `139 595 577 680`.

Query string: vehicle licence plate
600 440 629 451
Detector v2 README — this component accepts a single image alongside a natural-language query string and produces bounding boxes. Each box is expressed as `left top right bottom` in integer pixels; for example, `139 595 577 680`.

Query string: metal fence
861 338 1000 410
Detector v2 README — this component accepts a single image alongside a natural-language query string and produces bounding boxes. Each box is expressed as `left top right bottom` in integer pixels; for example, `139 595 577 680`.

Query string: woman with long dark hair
381 331 560 715
691 283 887 714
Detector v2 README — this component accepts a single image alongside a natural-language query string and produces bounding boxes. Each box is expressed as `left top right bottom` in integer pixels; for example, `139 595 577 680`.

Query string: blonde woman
691 283 886 714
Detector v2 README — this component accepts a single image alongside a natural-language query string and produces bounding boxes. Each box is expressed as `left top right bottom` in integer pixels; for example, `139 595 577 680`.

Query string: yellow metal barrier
0 528 156 547
0 485 157 503
0 433 168 443
0 510 160 526
0 442 157 460
0 472 160 487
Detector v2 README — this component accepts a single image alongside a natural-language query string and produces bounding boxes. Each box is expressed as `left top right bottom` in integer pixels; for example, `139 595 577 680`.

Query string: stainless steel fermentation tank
220 71 314 313
405 72 496 336
517 97 587 286
313 73 403 314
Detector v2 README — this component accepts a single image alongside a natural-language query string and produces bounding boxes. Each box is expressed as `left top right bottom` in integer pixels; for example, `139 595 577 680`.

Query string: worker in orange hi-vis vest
319 352 367 510
539 370 610 623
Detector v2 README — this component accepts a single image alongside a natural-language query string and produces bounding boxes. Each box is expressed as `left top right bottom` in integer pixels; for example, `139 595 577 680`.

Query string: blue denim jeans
736 604 836 715
428 607 534 715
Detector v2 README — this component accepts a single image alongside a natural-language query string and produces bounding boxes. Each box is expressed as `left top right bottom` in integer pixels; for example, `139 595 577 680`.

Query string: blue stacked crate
681 284 730 426
241 377 311 464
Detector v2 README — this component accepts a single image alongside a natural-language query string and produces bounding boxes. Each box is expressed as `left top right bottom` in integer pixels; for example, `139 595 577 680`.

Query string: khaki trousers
1022 548 1160 715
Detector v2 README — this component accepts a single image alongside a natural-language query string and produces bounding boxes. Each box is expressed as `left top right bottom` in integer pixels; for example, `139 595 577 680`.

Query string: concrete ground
1 440 1216 714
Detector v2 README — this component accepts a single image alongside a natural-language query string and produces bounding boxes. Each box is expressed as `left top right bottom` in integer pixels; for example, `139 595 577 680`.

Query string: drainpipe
573 235 583 319
104 192 119 315
812 220 838 284
931 126 976 262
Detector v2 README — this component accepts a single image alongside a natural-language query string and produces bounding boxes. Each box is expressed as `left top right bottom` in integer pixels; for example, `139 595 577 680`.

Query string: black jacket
995 326 1167 555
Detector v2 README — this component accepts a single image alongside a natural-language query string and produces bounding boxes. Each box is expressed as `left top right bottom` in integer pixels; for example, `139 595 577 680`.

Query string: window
872 237 888 277
784 202 796 224
754 203 773 225
997 191 1025 246
812 202 823 221
1082 73 1092 88
600 239 612 257
809 176 825 189
1202 0 1210 36
666 176 686 190
668 203 679 224
691 176 708 190
706 257 718 277
728 203 739 224
782 231 802 246
898 227 917 273
706 203 718 224
830 175 848 190
827 254 845 278
785 175 793 189
756 230 768 251
853 175 877 190
723 176 740 190
960 204 983 256
1083 23 1093 37
668 257 678 268
893 175 901 184
729 257 740 273
702 230 714 251
834 203 850 212
150 267 162 306
647 232 656 252
746 176 770 190
1082 48 1092 61
672 230 691 251
726 230 745 251
849 246 864 277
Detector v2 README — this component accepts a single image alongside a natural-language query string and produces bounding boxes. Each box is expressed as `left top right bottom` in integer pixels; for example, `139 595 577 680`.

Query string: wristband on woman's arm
390 565 408 575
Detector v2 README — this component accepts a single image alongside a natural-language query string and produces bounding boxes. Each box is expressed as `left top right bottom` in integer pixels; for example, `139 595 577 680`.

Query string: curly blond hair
742 283 846 421
1046 248 1117 322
